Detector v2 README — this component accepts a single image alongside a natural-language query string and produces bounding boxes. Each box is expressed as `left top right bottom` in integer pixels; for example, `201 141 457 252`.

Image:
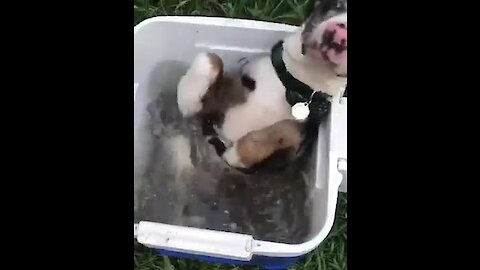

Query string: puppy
177 0 347 172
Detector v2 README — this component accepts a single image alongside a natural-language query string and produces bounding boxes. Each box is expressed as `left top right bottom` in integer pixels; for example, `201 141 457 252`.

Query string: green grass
134 0 316 25
134 1 347 269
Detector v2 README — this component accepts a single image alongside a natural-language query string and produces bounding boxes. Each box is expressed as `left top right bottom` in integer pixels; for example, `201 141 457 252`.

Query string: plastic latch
136 221 253 261
337 158 347 192
331 95 347 192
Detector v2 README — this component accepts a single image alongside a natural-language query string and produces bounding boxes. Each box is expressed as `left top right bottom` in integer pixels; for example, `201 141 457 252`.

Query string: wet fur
177 0 347 171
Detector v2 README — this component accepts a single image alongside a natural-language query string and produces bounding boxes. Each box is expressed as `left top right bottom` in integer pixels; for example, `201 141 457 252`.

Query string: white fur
221 57 294 142
222 144 246 168
177 12 347 169
220 19 347 142
177 53 218 117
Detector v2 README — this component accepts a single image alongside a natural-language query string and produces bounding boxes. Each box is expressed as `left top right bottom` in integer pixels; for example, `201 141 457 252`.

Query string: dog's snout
323 21 347 50
310 20 347 65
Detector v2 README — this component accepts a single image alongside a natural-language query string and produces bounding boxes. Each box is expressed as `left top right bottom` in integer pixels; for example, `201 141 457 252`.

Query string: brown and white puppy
177 0 347 171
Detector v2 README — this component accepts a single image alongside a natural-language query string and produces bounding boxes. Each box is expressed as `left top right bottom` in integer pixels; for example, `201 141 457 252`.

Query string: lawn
133 1 347 269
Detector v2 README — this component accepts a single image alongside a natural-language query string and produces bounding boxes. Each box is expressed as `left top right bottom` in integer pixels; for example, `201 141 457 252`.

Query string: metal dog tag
292 102 310 120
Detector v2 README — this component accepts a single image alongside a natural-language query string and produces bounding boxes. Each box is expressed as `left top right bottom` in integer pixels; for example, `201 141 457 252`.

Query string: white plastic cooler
134 16 347 269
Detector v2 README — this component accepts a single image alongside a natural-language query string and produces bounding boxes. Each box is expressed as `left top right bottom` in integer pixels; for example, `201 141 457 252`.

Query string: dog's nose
324 22 347 49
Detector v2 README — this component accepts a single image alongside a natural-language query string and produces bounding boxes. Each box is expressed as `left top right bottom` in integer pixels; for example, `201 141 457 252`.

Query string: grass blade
163 255 175 270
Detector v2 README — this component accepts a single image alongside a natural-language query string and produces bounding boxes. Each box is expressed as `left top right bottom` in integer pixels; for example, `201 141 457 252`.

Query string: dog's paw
177 53 223 117
222 144 247 169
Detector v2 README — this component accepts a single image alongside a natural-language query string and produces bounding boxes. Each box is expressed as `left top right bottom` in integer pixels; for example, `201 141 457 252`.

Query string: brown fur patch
198 53 224 117
199 53 249 120
207 53 223 77
236 120 304 168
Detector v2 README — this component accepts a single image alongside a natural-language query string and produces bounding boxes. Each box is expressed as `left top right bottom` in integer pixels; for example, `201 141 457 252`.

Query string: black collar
270 40 331 107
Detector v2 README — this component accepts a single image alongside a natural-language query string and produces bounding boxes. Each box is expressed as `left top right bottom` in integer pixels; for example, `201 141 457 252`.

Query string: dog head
301 0 347 76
